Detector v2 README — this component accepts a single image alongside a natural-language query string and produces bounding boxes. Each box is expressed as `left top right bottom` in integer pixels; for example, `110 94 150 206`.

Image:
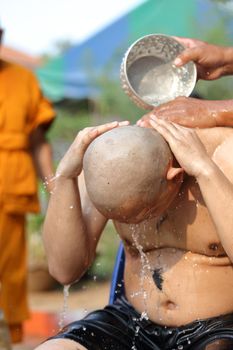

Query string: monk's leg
0 209 28 342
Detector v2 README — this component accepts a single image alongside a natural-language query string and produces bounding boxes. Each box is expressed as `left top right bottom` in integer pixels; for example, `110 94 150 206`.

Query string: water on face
58 284 71 330
127 56 191 106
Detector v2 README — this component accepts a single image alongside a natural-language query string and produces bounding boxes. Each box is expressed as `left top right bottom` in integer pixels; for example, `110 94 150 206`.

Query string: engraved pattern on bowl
120 34 197 110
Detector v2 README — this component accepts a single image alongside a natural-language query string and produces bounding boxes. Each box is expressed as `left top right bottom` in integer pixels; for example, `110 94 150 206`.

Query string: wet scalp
83 125 172 221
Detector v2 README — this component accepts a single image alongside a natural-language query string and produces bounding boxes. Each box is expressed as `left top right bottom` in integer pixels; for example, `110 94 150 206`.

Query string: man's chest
115 178 225 257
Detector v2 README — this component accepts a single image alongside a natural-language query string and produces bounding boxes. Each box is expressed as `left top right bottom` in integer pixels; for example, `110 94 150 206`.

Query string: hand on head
149 118 212 179
137 97 217 129
56 120 129 179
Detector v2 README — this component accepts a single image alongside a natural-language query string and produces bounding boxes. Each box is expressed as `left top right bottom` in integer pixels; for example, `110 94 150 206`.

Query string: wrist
56 161 82 180
55 171 78 181
196 159 217 182
43 174 55 193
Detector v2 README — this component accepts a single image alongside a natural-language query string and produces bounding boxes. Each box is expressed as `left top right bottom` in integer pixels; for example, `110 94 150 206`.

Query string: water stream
58 284 71 330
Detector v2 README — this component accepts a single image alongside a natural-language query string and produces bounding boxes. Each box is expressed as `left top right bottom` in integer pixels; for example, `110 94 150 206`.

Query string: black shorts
51 296 233 350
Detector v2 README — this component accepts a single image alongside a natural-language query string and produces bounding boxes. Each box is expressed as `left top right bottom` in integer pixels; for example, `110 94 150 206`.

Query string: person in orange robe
0 26 56 343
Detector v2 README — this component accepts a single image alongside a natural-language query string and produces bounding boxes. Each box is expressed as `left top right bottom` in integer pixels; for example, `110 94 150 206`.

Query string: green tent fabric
37 0 230 101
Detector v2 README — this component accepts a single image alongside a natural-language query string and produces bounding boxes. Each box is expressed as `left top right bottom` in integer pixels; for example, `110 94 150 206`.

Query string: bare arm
137 98 233 128
44 173 107 285
197 159 233 262
149 118 233 262
43 121 128 285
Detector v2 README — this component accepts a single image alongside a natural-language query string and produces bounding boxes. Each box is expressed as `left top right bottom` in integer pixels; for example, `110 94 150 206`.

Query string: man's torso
113 126 233 326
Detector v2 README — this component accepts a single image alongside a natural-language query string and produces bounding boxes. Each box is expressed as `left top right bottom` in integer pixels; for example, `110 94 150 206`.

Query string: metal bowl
120 34 197 110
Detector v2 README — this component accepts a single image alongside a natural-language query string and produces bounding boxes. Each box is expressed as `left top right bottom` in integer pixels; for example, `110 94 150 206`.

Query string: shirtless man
35 112 233 349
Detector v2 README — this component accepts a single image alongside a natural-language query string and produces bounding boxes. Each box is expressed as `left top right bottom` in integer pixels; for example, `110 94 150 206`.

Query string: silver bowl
120 34 197 110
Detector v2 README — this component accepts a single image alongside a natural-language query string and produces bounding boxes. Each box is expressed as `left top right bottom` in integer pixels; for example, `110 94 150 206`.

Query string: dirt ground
12 280 110 350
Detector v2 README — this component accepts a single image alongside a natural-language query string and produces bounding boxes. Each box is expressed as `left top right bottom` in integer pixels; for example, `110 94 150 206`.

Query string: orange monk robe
0 60 55 337
0 60 55 213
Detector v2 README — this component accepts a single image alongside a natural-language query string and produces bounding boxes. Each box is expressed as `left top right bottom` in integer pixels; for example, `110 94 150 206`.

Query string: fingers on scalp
94 122 117 134
81 132 94 146
156 118 178 131
150 120 175 142
156 120 192 142
119 121 129 126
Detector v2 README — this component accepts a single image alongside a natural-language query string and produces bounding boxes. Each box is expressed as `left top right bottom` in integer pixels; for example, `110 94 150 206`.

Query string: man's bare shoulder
197 127 233 182
196 127 233 156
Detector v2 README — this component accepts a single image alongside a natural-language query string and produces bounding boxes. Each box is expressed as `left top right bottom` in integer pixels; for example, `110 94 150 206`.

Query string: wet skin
113 126 233 327
37 123 233 350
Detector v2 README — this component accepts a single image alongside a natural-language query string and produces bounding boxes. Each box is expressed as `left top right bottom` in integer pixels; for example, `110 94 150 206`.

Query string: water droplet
140 311 149 321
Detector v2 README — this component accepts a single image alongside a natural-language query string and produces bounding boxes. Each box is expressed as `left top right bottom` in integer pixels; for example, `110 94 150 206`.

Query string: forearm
221 46 233 77
197 162 233 262
43 175 91 285
212 100 233 127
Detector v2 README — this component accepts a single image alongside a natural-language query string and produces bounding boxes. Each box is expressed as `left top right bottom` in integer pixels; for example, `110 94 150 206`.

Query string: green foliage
47 109 92 141
88 221 120 280
27 213 47 266
27 213 44 235
196 77 233 100
95 75 144 124
194 11 233 100
81 45 146 124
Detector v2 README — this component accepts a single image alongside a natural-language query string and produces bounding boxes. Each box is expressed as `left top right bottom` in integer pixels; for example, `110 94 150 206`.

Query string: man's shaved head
83 125 173 222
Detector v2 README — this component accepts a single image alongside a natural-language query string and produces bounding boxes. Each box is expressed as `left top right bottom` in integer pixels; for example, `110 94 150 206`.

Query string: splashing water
59 284 71 330
129 224 153 350
130 224 150 321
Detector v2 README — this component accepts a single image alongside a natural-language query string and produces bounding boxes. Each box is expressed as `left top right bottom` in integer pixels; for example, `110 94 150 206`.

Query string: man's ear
166 158 184 181
166 166 183 180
